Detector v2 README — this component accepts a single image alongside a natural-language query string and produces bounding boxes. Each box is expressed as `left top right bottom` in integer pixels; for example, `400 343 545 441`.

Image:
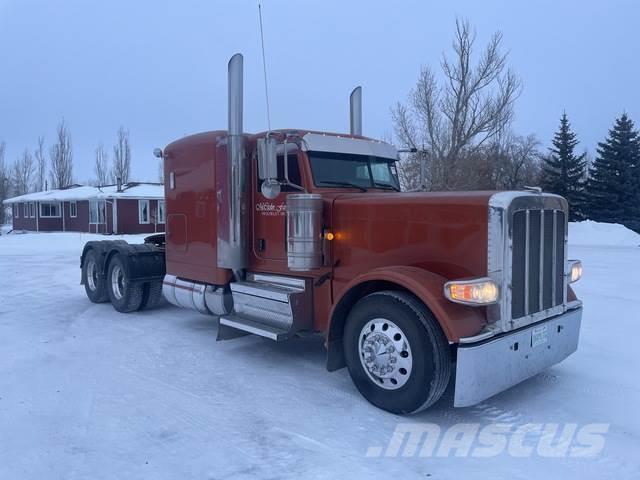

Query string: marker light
568 260 583 283
444 278 499 306
325 232 335 241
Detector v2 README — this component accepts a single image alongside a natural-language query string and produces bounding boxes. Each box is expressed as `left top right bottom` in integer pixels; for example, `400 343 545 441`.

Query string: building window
138 200 150 224
157 200 165 224
15 204 19 218
29 202 36 218
70 201 77 218
89 200 105 224
23 203 28 217
40 202 61 218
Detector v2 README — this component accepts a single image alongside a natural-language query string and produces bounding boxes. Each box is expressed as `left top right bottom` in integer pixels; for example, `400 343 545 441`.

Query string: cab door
252 150 303 261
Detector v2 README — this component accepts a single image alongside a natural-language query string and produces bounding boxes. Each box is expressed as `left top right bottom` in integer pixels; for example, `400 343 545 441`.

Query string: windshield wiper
318 181 367 192
372 181 400 192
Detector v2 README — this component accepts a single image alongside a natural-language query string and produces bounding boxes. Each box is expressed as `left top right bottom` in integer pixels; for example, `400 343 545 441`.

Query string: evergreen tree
586 113 640 232
541 113 587 220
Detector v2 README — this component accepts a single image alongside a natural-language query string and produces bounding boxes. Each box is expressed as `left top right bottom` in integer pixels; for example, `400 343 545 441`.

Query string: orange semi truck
80 54 583 414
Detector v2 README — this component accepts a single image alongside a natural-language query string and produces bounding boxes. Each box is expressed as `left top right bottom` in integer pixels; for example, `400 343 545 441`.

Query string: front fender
330 266 487 343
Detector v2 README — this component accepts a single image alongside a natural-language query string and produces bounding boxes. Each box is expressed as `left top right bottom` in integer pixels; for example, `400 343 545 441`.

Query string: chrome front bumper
454 307 582 407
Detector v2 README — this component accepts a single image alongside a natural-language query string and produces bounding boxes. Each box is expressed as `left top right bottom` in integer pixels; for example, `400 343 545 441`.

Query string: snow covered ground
0 224 639 479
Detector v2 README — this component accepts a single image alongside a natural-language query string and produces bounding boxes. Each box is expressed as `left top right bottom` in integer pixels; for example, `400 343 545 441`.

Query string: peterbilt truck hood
330 191 495 284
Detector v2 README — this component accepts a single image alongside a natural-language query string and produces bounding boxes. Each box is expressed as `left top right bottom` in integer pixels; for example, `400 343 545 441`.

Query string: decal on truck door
255 202 286 217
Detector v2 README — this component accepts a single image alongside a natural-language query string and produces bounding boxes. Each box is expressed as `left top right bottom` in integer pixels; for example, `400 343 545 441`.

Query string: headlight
444 278 499 306
568 260 583 283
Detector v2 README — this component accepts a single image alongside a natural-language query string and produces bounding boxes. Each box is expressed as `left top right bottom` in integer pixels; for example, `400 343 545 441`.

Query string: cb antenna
258 4 272 133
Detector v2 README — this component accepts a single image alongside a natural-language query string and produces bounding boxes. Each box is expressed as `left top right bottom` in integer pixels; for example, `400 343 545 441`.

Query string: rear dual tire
343 291 451 414
141 281 164 310
82 249 109 303
107 254 145 313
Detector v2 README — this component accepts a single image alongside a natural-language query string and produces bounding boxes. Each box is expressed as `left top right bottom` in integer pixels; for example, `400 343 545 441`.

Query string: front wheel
343 291 451 414
107 254 144 313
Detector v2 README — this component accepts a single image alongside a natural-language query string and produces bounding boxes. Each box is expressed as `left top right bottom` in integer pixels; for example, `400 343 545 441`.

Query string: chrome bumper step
454 307 582 407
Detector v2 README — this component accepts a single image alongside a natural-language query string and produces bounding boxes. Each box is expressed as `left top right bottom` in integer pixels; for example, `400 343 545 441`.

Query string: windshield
308 151 400 191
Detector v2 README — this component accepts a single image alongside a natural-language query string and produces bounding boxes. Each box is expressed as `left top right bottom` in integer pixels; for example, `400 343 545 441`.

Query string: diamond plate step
219 314 289 341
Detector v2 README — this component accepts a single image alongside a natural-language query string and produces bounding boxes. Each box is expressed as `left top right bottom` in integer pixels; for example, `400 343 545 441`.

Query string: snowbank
569 220 640 247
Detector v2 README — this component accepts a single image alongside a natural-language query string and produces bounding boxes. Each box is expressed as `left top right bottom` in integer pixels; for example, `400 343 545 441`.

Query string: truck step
219 314 289 341
217 274 312 342
230 280 303 303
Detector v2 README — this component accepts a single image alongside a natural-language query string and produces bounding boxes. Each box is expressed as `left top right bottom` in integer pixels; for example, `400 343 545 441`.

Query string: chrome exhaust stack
218 53 248 271
350 86 362 136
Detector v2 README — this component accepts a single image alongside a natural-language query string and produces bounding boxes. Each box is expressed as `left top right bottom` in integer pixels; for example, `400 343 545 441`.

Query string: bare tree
0 141 10 224
112 126 131 184
12 149 35 196
49 119 74 189
393 18 521 190
94 143 110 186
500 134 541 189
34 136 47 191
464 132 541 190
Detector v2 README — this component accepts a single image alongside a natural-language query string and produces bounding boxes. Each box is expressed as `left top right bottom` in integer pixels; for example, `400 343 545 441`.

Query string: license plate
531 325 548 348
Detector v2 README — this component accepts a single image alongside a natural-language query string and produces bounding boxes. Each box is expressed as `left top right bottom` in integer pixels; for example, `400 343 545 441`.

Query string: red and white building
4 183 165 234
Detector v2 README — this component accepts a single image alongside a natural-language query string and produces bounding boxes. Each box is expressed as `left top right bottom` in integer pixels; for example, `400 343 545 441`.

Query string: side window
157 200 166 224
138 200 150 224
355 165 370 182
257 153 301 193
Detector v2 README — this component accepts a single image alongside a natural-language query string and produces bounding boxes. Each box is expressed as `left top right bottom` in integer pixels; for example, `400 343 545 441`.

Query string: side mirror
261 179 281 199
257 137 278 180
257 136 281 199
153 148 163 159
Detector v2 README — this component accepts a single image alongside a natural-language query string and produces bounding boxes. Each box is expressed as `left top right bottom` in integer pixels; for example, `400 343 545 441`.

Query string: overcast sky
1 0 639 184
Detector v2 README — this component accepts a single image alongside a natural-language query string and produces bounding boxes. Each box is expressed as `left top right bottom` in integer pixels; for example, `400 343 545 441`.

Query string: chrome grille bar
524 209 530 315
552 210 557 306
539 209 545 310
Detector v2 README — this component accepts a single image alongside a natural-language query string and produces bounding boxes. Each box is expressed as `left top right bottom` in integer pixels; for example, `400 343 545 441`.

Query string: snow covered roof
3 183 165 204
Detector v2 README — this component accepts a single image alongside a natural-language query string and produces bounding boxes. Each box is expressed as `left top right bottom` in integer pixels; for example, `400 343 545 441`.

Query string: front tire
343 291 451 414
107 254 144 313
82 249 109 303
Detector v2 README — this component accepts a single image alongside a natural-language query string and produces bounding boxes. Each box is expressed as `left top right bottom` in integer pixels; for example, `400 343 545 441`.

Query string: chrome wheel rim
111 264 125 300
358 318 413 390
87 259 98 291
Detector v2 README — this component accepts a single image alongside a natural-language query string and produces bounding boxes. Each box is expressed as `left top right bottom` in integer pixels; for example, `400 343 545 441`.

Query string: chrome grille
511 209 565 319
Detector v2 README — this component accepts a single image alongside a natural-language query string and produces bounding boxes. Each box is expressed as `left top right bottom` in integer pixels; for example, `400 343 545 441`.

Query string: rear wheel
140 281 164 310
107 254 144 313
343 290 451 414
82 249 109 303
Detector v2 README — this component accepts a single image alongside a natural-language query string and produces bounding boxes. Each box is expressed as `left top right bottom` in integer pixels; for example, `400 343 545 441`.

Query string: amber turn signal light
444 278 499 306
